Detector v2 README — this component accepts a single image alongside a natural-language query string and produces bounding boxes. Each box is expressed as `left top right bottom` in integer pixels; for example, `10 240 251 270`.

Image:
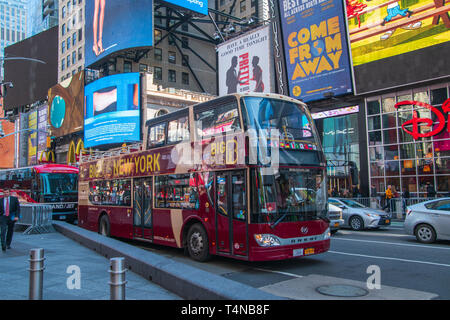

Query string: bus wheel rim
190 232 203 255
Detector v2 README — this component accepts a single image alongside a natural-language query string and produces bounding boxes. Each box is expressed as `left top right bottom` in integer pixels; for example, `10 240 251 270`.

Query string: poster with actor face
217 25 273 96
85 0 154 67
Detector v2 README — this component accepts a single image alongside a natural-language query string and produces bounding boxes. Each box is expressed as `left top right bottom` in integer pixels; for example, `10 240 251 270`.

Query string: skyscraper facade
0 0 28 79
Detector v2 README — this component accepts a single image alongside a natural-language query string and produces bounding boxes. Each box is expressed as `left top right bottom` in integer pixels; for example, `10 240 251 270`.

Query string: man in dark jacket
0 189 21 251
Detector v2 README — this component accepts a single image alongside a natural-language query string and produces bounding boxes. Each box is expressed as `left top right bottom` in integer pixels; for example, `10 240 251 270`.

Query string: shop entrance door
133 177 153 240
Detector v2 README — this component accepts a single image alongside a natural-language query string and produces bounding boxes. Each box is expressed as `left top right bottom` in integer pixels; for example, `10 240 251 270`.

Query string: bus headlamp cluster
254 234 281 247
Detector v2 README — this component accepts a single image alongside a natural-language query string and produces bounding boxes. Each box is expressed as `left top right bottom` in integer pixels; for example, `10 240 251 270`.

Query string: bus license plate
59 215 66 220
293 249 304 257
305 248 315 255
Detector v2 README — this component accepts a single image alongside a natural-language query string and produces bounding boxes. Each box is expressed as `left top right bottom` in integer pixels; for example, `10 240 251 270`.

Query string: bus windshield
40 173 78 195
242 96 319 145
251 168 327 224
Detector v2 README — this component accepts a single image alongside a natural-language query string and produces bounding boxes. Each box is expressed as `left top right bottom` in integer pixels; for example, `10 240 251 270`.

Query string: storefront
313 105 365 197
366 83 450 197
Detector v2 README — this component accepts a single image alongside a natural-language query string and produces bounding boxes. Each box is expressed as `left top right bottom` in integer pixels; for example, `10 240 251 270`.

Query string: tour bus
78 93 330 261
0 164 79 222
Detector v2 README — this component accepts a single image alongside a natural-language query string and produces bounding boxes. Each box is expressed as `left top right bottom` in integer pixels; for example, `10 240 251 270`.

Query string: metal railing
17 204 54 234
336 197 439 219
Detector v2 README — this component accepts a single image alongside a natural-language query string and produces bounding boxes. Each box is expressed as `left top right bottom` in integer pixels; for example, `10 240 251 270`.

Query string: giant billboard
85 0 154 67
347 0 450 66
84 73 141 148
162 0 208 15
279 0 354 102
48 71 85 137
217 25 273 96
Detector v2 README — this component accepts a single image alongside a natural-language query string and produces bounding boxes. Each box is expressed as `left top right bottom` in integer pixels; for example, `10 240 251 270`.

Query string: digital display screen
162 0 208 15
84 73 141 148
85 0 154 67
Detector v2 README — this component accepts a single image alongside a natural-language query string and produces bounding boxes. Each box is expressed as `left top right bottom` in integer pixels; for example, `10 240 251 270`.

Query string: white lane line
328 250 450 268
332 237 450 251
338 230 408 237
253 268 304 278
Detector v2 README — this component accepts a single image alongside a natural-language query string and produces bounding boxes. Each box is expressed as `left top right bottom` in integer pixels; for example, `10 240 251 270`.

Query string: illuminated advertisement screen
347 0 450 66
279 0 354 102
85 0 153 67
162 0 208 15
84 73 141 148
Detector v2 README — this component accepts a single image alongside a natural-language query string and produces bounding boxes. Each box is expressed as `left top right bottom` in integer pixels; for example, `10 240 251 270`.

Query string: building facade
0 0 27 79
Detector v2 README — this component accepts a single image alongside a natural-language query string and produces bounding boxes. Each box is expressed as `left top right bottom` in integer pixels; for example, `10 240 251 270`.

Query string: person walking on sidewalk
0 189 21 251
382 185 394 213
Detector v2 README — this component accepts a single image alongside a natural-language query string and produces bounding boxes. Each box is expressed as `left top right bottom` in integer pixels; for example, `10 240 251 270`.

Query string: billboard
0 99 15 168
347 0 450 66
3 26 58 111
162 0 208 15
84 73 141 148
217 25 273 96
48 71 85 137
28 110 37 165
279 0 354 102
85 0 154 67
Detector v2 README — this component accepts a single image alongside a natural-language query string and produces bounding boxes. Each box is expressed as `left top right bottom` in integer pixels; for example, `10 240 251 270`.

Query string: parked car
328 198 391 231
404 198 450 243
328 203 344 234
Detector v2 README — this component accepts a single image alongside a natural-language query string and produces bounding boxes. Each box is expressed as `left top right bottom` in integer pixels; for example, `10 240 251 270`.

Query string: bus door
215 170 248 257
133 177 153 240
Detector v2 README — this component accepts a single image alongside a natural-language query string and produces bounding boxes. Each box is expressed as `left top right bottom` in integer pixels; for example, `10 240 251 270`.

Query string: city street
129 223 450 300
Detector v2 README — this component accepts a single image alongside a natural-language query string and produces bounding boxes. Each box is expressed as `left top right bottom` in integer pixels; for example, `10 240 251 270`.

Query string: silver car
404 198 450 243
328 198 391 231
328 203 344 234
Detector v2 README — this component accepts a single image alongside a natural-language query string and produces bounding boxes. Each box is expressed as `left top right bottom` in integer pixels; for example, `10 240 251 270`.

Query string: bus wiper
270 212 288 229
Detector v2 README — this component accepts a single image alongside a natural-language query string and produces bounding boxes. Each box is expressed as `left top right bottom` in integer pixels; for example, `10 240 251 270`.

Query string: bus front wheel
99 214 110 237
187 224 210 262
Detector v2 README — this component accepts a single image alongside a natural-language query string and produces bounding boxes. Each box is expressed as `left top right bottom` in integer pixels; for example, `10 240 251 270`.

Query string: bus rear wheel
187 224 210 262
99 214 110 237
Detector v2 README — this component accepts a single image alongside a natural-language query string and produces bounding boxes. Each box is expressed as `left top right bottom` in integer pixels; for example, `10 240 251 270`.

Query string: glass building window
168 69 176 82
154 48 162 61
154 67 162 80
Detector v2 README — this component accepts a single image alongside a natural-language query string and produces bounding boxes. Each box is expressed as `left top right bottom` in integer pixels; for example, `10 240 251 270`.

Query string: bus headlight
254 234 281 247
324 228 331 240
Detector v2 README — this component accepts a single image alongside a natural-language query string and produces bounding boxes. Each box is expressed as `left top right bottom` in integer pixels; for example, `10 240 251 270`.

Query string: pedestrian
0 188 21 251
382 185 393 212
352 185 360 198
402 187 410 217
332 186 339 197
426 182 436 198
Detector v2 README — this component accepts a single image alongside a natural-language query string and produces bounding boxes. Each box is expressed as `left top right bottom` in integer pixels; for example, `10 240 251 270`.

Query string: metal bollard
109 257 127 300
28 248 45 300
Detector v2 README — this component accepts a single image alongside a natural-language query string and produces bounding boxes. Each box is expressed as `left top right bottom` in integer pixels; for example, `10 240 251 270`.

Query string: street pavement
0 230 182 300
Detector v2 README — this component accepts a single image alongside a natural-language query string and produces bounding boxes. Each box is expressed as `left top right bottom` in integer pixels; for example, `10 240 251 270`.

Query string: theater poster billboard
217 25 273 96
279 0 354 102
84 73 141 148
347 0 450 66
85 0 153 67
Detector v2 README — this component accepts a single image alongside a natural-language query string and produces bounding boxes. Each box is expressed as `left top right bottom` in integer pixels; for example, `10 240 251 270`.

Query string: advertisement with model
279 0 354 102
84 73 141 148
85 0 154 67
217 25 273 96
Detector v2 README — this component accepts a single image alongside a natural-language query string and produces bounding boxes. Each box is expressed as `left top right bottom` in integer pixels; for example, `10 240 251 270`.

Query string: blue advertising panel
84 73 141 148
85 0 153 67
279 0 353 102
162 0 208 15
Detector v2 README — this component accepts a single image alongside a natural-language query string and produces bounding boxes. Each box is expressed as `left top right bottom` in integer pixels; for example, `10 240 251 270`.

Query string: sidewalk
0 230 182 300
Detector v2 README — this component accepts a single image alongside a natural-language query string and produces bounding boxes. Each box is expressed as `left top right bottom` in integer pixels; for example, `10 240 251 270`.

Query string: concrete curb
53 221 285 300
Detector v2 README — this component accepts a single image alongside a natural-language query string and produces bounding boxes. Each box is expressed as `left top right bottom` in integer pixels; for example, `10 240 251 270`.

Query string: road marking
253 268 304 278
338 230 409 237
333 237 450 251
328 250 450 268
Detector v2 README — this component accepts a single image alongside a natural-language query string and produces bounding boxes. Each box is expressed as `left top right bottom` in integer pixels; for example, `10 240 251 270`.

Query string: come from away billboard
279 0 354 102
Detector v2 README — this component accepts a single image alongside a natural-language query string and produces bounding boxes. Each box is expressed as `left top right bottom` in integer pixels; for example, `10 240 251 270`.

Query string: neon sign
395 98 450 140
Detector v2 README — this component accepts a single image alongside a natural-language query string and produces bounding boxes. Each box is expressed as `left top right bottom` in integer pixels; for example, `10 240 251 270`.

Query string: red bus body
78 93 330 261
0 164 79 222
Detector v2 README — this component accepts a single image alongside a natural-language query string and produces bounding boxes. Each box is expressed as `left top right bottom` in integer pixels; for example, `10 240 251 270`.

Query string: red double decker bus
0 164 79 222
78 93 330 261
